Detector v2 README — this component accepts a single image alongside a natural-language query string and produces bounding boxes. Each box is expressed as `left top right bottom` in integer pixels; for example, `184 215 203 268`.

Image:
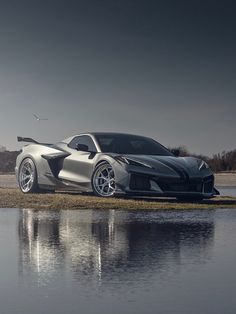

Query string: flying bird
32 114 48 121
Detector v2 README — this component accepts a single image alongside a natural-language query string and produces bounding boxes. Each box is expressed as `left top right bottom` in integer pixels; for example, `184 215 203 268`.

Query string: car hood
122 154 210 177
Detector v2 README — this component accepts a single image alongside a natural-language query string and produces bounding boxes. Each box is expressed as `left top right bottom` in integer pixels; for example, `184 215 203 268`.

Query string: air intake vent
130 174 151 191
203 181 214 193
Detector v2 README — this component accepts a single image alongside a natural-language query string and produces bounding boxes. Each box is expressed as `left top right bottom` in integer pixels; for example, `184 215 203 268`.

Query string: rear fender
16 144 69 187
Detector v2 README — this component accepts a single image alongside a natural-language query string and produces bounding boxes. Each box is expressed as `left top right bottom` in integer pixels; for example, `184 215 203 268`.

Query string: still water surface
0 208 236 314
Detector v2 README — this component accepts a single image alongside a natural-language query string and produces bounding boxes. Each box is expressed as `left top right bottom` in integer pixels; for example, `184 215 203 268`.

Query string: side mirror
76 144 97 154
76 144 89 152
171 149 180 157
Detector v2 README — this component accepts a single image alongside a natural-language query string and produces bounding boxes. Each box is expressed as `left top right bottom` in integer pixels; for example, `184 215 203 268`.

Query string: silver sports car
16 132 219 200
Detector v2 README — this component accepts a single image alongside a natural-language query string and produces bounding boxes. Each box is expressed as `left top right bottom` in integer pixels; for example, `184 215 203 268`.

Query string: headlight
198 160 209 171
114 156 153 168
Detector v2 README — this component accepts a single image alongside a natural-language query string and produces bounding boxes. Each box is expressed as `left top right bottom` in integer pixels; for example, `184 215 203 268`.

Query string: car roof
61 132 153 145
90 132 149 137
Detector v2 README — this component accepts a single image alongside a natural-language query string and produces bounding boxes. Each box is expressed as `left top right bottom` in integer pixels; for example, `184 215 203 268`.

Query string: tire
91 161 116 197
18 158 40 193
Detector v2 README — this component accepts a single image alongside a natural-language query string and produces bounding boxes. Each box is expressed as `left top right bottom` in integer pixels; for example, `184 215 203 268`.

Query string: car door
58 135 98 188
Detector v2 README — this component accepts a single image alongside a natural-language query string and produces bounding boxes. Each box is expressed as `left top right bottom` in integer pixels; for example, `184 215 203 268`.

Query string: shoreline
1 173 236 210
1 188 236 210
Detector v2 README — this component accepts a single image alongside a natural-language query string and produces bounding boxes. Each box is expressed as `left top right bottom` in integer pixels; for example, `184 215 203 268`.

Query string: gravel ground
214 172 236 187
0 174 17 188
1 173 236 189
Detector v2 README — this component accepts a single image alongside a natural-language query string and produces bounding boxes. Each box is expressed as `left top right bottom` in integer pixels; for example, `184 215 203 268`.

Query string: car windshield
95 134 173 156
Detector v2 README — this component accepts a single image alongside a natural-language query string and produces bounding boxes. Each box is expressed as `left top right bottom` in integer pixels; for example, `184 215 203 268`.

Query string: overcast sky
0 0 235 155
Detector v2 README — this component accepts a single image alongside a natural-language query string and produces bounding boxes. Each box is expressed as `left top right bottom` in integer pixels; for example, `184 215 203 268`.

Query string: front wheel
18 158 39 193
92 161 116 197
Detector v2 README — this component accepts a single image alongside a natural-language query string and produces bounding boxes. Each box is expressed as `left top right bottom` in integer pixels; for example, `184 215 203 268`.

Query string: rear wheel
92 161 116 197
18 158 40 193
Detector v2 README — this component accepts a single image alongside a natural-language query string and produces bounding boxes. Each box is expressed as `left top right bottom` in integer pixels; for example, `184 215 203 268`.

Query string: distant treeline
0 148 235 173
172 146 236 172
0 151 19 173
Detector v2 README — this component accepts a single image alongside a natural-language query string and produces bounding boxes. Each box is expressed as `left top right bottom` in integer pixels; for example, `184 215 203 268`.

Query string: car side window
68 135 97 152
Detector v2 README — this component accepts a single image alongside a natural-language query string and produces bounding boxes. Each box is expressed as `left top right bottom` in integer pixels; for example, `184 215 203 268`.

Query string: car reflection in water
18 209 215 286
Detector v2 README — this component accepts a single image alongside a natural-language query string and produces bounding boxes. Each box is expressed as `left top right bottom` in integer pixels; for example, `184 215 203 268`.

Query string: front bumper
118 171 217 199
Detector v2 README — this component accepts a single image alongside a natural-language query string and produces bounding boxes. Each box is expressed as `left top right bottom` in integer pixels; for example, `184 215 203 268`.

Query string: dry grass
0 188 236 210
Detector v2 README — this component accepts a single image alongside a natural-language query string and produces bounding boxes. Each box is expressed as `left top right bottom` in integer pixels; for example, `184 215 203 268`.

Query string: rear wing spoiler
17 136 39 144
17 136 51 146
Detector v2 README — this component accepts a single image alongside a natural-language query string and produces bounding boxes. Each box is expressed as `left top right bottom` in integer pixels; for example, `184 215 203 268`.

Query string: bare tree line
0 151 19 173
172 146 236 172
